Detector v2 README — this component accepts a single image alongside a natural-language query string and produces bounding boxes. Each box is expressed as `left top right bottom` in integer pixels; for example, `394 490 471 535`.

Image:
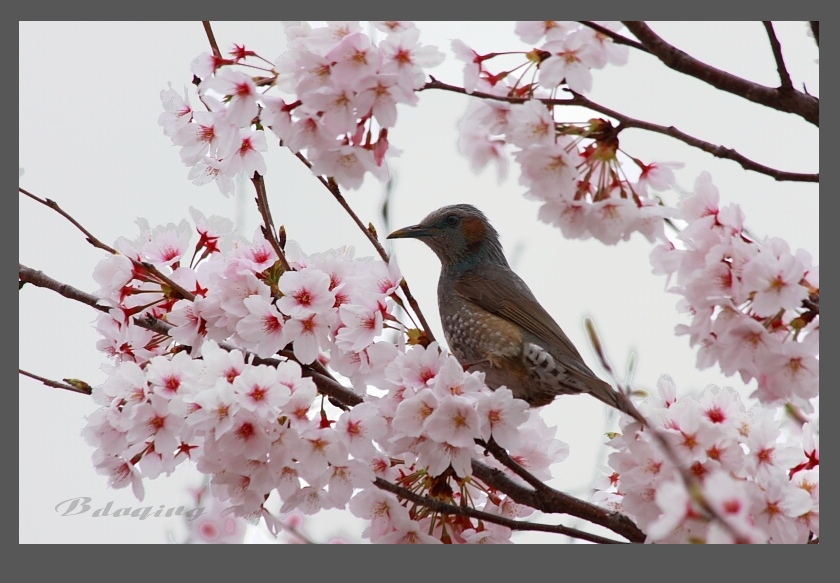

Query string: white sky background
19 22 818 544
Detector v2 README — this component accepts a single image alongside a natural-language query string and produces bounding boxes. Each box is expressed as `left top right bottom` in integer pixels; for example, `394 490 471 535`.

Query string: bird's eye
444 214 460 227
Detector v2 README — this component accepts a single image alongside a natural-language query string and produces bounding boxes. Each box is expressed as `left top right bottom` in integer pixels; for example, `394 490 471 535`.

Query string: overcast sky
19 21 818 543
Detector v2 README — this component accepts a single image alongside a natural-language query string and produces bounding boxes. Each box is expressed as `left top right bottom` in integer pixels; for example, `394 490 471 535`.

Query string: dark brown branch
305 370 363 407
373 478 624 544
291 151 436 343
809 22 819 47
578 21 649 53
601 108 819 183
20 369 93 396
420 80 819 183
478 438 554 493
251 173 292 272
622 21 818 126
20 264 110 313
202 21 222 59
469 459 645 543
763 21 793 90
475 436 642 541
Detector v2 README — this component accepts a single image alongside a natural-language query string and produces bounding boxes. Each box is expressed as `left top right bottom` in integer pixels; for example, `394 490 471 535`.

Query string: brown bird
387 204 643 423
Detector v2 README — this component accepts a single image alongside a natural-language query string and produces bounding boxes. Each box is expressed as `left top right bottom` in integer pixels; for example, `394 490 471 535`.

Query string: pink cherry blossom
379 28 444 89
201 68 259 128
283 311 335 364
538 32 598 92
158 83 193 137
277 269 335 318
309 144 385 190
514 141 581 200
326 32 384 88
508 100 556 147
334 402 387 460
515 21 576 44
741 243 808 317
392 391 438 438
354 73 416 128
424 395 482 448
173 107 239 167
232 365 292 416
235 295 289 358
476 388 530 449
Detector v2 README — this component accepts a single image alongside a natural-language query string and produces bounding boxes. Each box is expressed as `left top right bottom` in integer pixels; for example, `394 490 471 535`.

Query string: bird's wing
454 266 641 421
453 266 597 380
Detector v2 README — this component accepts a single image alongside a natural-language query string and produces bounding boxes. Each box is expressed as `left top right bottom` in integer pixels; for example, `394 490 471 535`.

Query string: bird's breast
439 295 523 362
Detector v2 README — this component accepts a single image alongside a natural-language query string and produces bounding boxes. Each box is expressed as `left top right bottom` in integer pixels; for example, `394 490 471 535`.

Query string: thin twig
763 21 794 90
20 188 117 254
250 173 292 272
622 21 818 126
202 21 222 59
20 188 196 301
585 318 758 543
19 369 93 395
373 477 624 544
291 151 436 342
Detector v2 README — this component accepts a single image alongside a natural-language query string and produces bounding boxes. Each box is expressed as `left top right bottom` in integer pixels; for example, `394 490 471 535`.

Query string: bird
387 203 644 424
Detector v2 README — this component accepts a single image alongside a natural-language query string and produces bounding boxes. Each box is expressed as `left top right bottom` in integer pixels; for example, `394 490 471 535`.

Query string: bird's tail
589 379 648 427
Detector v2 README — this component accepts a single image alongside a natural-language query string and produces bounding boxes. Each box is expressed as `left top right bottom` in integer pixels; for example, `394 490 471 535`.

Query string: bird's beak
387 224 430 240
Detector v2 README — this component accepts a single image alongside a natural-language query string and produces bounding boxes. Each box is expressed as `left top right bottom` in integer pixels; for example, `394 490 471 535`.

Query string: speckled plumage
388 204 642 420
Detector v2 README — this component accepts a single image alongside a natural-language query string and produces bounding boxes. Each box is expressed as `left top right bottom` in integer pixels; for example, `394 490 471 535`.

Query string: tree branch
202 21 222 59
19 369 93 395
251 172 292 272
290 151 436 343
469 459 645 542
18 263 363 409
20 187 117 255
809 22 819 47
577 21 649 53
420 79 818 183
763 21 793 90
373 477 625 544
20 187 197 301
622 21 818 126
475 437 643 542
20 263 109 313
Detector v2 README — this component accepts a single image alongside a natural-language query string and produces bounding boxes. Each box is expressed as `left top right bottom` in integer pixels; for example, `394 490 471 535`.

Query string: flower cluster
77 21 818 545
452 22 678 244
160 21 444 194
594 377 819 543
84 210 568 543
651 173 819 409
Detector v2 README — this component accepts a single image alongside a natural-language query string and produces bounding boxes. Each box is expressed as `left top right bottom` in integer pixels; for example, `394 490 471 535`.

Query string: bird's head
387 204 508 269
